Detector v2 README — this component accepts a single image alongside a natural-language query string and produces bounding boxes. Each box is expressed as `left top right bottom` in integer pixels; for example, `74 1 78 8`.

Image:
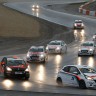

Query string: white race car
78 41 95 56
46 40 67 54
56 65 96 89
27 46 48 63
73 20 84 29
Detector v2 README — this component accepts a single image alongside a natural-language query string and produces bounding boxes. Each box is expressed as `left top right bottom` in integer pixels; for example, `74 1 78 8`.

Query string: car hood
84 73 96 79
9 65 26 69
47 45 61 48
80 47 94 50
29 52 44 55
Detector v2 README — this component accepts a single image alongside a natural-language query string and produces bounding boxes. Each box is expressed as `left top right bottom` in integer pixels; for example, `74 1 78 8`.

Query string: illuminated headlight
27 53 30 57
46 47 48 50
7 67 12 71
93 36 95 39
25 68 29 72
36 5 39 8
78 49 81 51
89 49 93 51
81 23 84 26
32 5 35 8
40 54 44 58
86 76 93 80
74 24 77 26
56 47 61 50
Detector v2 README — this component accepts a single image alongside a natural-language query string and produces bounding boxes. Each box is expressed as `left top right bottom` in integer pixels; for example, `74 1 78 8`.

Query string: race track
1 0 96 95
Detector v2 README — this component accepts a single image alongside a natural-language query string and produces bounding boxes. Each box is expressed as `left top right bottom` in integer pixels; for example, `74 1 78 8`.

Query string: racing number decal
71 77 74 80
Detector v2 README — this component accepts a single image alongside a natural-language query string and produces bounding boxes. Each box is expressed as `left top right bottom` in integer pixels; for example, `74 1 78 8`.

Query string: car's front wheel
56 77 63 86
78 80 86 89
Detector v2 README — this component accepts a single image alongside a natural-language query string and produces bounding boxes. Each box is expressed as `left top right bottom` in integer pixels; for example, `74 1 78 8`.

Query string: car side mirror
1 62 5 67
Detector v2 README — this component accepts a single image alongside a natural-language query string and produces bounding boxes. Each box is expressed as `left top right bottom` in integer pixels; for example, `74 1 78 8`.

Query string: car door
61 66 72 85
68 66 80 86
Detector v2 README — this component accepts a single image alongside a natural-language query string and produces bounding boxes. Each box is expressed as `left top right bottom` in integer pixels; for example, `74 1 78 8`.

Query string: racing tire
78 80 86 89
24 76 29 80
56 77 63 86
78 54 81 57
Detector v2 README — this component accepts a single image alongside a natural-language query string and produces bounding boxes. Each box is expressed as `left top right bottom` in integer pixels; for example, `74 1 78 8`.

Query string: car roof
4 56 23 60
75 20 82 22
63 65 91 69
50 40 63 43
30 46 44 49
82 41 94 44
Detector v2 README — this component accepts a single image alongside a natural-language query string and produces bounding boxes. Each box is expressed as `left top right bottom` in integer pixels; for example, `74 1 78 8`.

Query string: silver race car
27 46 48 63
46 40 67 54
78 41 95 56
73 20 84 29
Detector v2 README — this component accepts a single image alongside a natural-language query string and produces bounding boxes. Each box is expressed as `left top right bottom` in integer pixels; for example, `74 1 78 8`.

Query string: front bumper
5 71 30 78
74 26 84 29
86 80 96 88
27 56 45 62
78 51 94 56
47 49 61 53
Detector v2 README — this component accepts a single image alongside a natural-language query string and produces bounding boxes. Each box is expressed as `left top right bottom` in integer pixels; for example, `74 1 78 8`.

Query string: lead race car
26 46 48 63
56 65 96 89
78 41 95 56
73 20 84 29
0 56 30 80
46 40 67 54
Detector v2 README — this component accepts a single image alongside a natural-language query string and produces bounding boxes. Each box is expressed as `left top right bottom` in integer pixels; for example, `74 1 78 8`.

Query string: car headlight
7 67 12 71
93 36 95 39
36 5 39 8
56 47 60 50
40 54 44 58
78 49 81 51
89 49 93 51
86 76 93 80
81 23 84 26
46 47 48 50
27 53 30 57
25 68 29 72
74 24 77 26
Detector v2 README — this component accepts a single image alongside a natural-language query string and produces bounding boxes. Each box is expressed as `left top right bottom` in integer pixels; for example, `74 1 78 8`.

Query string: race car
56 65 96 89
0 56 30 80
32 4 39 9
92 34 96 41
78 41 95 56
46 40 67 54
26 46 48 63
73 20 84 29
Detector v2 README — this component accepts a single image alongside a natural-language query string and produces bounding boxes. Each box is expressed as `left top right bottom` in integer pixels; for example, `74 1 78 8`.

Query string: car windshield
29 48 43 52
80 68 96 73
75 21 82 23
49 42 61 45
7 59 26 66
81 43 93 46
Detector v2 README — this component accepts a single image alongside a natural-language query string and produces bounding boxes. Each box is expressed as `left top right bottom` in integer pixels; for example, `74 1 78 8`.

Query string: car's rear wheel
56 77 63 86
78 80 86 89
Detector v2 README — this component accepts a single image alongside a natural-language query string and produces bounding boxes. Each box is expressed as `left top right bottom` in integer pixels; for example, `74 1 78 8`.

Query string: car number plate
15 72 22 74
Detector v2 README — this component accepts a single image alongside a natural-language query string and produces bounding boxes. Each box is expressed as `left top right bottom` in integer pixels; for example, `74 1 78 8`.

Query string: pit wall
79 0 96 16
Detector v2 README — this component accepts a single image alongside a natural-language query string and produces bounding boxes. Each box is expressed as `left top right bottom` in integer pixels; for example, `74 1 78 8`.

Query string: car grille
12 68 25 71
49 49 55 51
30 56 39 59
81 50 88 53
